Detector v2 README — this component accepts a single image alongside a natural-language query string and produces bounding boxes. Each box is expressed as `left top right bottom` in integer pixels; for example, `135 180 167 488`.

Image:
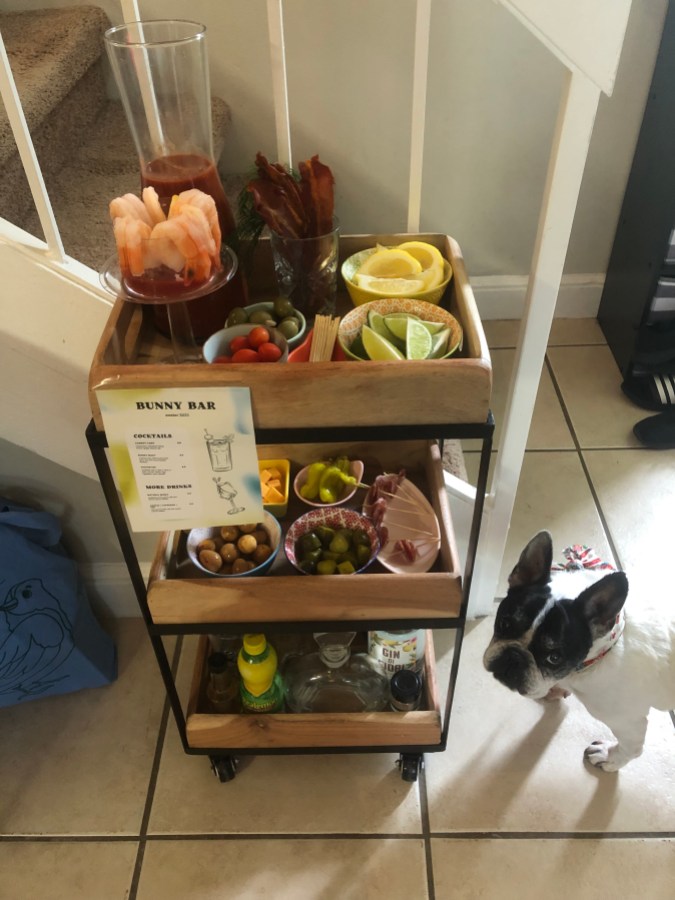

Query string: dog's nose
486 644 530 692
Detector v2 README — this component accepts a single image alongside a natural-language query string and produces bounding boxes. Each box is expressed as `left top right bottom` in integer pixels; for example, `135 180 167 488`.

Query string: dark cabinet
598 1 675 376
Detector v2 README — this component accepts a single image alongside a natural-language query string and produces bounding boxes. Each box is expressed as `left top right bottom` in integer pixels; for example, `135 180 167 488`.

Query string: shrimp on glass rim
113 216 154 277
141 186 166 225
152 206 218 283
109 187 225 285
109 193 153 227
169 189 222 251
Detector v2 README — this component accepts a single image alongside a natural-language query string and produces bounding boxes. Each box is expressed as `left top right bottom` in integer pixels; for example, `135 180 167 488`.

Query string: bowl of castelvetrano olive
284 508 380 575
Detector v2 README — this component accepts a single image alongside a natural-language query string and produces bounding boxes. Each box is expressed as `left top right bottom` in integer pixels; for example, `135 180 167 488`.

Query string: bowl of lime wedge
338 298 463 362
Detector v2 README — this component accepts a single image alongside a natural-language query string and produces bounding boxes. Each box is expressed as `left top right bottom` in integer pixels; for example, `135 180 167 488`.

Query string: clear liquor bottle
206 652 240 713
283 632 389 713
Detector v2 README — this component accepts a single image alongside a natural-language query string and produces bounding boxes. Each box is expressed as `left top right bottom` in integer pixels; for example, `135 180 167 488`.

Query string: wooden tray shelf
146 440 462 626
185 631 442 750
88 233 491 431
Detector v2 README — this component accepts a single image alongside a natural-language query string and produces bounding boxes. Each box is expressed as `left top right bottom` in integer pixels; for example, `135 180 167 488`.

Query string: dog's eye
545 651 562 666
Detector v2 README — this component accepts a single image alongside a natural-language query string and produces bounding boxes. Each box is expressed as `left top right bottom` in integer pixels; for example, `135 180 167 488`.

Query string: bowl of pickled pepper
284 508 380 575
294 457 366 508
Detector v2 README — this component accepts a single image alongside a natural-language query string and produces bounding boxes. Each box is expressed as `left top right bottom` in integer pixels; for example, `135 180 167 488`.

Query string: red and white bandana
551 544 616 572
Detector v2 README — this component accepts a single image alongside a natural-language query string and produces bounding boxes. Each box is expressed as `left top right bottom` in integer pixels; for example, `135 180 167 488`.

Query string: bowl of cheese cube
259 459 290 517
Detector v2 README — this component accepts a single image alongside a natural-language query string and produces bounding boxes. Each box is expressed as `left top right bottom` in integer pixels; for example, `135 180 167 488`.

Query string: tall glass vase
104 19 247 341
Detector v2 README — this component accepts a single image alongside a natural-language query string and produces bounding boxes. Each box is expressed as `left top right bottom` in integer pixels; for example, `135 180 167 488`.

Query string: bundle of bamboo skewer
309 315 341 362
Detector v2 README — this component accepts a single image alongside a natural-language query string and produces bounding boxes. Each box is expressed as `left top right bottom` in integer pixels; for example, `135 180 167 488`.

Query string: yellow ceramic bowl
259 458 290 518
341 247 453 307
338 298 463 362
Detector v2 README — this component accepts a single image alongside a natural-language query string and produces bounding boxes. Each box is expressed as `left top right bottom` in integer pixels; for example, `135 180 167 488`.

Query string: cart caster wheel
210 755 238 782
397 753 423 783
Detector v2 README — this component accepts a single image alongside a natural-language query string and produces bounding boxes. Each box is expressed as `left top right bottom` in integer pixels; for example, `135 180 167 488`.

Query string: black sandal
633 411 675 449
621 373 675 411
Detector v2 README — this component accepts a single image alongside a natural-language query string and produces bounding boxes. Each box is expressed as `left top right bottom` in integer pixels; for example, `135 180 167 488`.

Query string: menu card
96 387 264 532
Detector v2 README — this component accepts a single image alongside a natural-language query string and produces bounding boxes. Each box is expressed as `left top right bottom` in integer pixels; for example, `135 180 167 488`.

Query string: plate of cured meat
363 471 441 574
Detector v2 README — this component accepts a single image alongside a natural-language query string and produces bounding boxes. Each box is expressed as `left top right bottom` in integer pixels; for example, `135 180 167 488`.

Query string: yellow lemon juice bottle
237 634 284 713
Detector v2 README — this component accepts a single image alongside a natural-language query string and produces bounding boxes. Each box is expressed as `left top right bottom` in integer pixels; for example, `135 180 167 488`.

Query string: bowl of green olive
225 297 307 348
284 508 380 575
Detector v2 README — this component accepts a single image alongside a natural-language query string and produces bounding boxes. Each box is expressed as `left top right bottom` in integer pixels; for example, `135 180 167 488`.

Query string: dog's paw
543 685 571 701
584 740 625 772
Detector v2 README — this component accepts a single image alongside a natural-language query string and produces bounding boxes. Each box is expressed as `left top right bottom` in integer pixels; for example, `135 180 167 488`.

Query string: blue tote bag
0 497 117 708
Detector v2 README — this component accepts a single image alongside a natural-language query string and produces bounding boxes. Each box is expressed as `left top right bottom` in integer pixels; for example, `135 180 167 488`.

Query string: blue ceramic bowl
187 511 281 577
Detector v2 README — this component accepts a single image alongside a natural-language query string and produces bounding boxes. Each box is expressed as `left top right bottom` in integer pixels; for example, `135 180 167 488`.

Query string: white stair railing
0 30 65 262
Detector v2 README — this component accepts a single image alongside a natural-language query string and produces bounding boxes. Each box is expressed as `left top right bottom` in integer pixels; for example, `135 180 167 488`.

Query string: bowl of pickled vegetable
284 508 380 575
187 512 282 577
294 457 365 508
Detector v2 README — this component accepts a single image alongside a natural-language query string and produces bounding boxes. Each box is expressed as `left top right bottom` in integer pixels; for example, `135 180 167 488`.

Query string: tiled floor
2 319 674 899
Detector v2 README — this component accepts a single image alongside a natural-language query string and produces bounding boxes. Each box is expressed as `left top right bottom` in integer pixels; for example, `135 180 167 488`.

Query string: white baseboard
471 273 605 319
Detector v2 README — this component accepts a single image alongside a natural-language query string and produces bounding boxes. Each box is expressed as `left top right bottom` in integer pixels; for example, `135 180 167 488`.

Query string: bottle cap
390 669 422 703
243 633 266 655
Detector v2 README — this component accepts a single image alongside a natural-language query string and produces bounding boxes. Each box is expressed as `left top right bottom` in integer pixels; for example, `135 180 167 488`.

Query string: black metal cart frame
86 414 494 781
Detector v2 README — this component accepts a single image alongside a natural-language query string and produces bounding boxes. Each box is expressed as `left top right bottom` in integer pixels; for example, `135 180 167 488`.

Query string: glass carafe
104 19 247 341
283 632 389 713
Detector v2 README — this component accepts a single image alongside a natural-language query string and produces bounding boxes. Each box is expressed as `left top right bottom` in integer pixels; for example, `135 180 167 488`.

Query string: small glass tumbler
269 220 340 320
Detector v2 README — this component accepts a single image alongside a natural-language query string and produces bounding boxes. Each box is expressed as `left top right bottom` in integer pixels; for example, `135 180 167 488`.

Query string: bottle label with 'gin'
367 630 426 675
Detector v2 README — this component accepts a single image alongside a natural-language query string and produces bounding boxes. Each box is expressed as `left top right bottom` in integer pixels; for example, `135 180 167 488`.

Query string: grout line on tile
418 760 436 900
544 356 625 570
430 831 675 840
142 833 429 841
0 835 141 843
128 636 183 900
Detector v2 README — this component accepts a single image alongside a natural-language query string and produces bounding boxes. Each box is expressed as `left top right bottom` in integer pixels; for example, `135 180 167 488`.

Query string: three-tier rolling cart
86 232 493 782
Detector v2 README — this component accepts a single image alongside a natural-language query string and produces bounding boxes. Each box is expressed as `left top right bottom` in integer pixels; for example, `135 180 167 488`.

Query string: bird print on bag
0 578 73 698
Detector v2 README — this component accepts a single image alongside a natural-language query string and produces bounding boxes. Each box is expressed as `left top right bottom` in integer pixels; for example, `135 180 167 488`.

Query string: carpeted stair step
0 5 111 227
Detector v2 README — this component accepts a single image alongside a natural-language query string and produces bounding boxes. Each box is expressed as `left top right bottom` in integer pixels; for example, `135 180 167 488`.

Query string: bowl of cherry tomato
203 323 289 364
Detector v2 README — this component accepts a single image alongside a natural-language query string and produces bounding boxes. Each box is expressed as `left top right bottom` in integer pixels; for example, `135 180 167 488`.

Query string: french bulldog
483 531 675 771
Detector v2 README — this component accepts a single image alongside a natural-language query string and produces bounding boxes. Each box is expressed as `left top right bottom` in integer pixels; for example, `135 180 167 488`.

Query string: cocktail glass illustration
213 479 245 514
205 430 233 472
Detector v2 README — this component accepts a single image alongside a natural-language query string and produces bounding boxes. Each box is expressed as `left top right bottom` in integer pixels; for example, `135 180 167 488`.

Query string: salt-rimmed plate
364 478 440 575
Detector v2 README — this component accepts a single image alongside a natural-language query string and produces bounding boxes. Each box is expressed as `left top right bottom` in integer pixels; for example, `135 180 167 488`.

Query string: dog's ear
574 572 628 638
508 531 553 587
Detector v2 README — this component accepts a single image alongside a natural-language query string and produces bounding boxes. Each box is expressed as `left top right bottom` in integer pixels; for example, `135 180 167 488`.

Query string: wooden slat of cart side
146 441 462 625
148 572 461 625
185 633 442 750
88 233 492 432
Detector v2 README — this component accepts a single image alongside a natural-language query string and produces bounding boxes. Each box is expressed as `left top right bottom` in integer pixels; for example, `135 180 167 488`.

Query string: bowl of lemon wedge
341 240 453 307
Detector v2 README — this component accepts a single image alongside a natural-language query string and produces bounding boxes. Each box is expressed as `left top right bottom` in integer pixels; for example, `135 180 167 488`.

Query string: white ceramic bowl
186 511 282 577
203 323 289 363
284 508 380 575
294 459 365 508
